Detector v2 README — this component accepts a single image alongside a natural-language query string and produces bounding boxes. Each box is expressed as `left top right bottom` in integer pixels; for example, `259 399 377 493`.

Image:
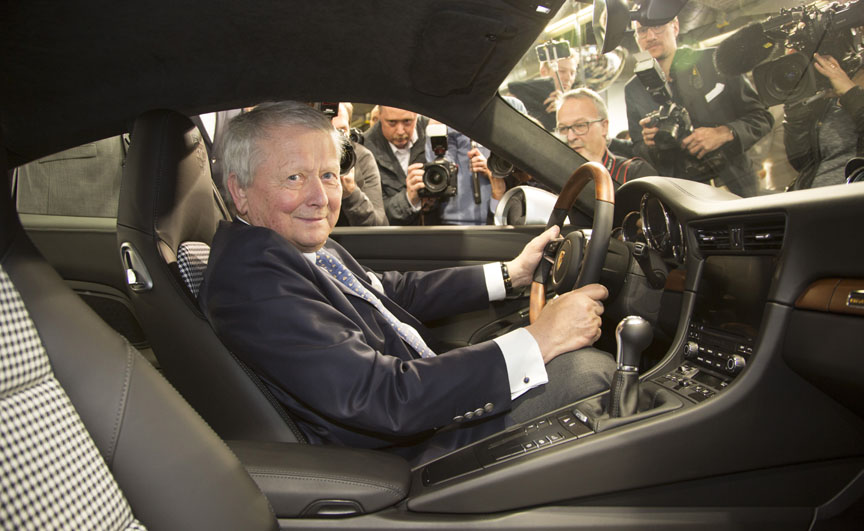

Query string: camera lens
775 62 804 92
754 52 816 105
423 166 448 193
488 152 514 178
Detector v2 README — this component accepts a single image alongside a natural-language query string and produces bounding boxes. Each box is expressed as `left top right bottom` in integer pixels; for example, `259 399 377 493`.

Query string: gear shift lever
608 315 653 417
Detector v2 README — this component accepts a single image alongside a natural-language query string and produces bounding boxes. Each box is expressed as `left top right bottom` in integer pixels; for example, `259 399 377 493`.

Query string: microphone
471 140 481 205
714 22 776 78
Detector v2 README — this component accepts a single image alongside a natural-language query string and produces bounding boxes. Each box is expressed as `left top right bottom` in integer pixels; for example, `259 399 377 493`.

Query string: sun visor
411 11 514 96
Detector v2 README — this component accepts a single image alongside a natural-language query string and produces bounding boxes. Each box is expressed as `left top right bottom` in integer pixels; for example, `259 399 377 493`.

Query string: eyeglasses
635 24 669 38
555 118 604 136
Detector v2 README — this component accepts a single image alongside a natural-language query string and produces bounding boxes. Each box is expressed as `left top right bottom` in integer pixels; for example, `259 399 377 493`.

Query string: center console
422 255 776 487
654 255 775 402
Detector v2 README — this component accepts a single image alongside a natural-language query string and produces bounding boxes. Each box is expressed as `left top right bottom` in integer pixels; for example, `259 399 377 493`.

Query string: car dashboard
407 177 864 518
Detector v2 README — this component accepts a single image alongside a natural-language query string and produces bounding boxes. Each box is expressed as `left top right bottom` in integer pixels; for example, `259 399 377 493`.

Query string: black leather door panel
330 225 546 271
22 214 148 351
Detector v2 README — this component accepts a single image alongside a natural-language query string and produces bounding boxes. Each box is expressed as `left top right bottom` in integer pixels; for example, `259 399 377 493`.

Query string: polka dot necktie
315 249 436 359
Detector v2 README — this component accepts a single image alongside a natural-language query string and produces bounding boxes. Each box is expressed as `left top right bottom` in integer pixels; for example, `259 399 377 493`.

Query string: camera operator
624 11 774 197
331 103 388 226
784 52 864 189
363 106 438 225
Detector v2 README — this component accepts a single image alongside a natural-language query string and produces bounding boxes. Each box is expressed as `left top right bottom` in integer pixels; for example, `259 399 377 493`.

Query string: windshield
499 0 864 197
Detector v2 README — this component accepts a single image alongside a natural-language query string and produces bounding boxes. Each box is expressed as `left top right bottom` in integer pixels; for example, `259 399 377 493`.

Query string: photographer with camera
330 103 388 226
363 106 439 225
624 9 774 197
783 52 864 189
423 122 507 225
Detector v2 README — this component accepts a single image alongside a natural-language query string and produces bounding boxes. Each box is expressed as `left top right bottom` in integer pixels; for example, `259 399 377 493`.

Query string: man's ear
539 62 550 77
227 174 248 215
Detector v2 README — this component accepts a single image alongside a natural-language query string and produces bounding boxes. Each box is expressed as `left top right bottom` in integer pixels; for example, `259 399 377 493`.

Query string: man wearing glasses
623 9 773 197
556 88 656 185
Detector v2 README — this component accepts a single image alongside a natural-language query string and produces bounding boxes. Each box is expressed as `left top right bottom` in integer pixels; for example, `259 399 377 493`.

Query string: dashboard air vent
742 220 785 251
693 215 786 255
694 226 732 252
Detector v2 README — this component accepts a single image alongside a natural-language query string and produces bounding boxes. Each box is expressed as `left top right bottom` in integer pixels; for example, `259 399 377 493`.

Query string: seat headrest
118 110 230 263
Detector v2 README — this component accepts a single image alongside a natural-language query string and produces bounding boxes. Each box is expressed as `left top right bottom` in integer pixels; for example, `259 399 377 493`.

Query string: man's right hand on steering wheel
525 284 607 364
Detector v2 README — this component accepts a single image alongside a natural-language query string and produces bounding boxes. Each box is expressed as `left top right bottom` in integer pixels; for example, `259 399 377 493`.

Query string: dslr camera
634 52 692 149
419 123 457 199
634 52 727 179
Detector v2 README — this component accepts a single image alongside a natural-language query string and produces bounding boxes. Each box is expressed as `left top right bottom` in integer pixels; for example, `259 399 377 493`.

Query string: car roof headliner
1 0 563 166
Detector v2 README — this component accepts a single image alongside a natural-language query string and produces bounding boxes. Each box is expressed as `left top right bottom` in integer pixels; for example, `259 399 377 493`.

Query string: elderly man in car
199 101 615 464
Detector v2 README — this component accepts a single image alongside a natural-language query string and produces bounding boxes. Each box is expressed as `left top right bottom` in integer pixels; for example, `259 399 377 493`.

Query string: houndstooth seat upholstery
0 266 147 530
176 241 210 298
1 147 276 530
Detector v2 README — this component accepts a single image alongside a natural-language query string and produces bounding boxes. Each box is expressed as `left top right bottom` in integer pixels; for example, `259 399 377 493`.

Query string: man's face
541 57 577 92
635 19 679 61
379 106 418 149
331 104 350 136
229 124 342 252
556 97 609 161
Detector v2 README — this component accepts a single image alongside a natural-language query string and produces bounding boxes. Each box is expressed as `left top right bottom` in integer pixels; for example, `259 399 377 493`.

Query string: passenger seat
0 150 276 529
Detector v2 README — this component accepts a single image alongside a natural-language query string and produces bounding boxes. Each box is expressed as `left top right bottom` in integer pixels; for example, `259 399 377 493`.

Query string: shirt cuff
406 190 422 212
489 197 499 214
483 262 506 301
494 328 548 400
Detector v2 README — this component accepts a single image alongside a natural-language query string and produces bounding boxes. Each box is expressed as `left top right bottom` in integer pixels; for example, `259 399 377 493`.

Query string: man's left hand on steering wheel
505 225 561 289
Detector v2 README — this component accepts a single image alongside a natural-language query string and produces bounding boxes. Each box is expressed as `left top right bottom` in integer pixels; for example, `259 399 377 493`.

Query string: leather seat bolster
5 235 277 531
228 440 411 517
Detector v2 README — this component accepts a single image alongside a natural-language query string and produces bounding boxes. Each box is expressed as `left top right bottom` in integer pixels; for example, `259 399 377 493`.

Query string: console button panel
683 323 753 376
422 411 595 486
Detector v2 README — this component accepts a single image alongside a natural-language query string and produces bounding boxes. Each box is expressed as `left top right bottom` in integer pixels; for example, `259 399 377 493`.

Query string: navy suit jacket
199 221 511 454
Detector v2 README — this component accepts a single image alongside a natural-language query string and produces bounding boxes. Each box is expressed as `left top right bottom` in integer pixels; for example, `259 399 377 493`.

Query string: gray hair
220 101 343 190
556 88 608 121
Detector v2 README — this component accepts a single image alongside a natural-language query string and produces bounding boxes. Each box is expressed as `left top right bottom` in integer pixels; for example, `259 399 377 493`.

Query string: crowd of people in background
16 9 861 225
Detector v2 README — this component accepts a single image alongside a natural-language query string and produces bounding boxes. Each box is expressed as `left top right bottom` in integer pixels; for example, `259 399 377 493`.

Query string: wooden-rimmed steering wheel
529 161 615 323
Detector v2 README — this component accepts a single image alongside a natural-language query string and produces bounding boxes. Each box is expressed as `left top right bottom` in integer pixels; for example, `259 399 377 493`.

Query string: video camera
419 123 457 199
633 51 726 179
716 0 864 106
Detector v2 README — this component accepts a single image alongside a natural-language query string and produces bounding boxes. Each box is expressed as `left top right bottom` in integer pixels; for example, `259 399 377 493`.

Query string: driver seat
116 109 305 443
0 151 276 529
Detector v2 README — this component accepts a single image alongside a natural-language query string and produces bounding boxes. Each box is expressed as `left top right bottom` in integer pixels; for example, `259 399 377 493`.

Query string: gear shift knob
615 315 653 372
